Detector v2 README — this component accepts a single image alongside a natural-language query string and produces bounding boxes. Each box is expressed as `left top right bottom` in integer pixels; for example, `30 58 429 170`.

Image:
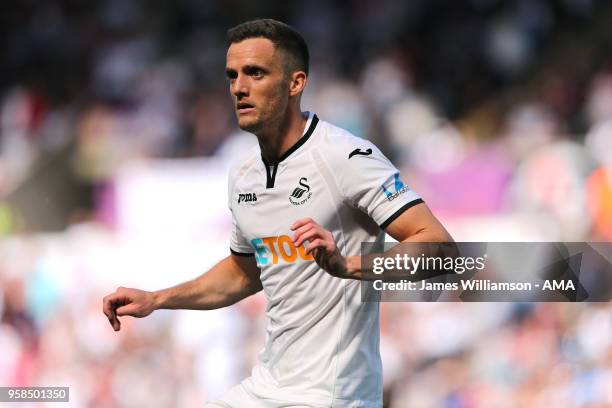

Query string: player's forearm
344 229 458 281
153 256 261 310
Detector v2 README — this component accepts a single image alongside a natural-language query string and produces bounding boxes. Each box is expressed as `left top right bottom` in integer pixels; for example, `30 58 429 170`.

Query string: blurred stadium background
1 0 611 406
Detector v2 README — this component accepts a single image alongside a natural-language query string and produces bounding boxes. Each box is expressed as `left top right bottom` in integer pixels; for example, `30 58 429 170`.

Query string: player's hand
291 218 348 278
102 287 157 331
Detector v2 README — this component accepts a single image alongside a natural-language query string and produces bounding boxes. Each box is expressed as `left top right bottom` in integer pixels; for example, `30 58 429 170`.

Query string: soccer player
102 19 452 407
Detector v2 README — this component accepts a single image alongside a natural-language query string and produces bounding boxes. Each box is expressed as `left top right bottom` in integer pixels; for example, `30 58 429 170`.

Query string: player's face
226 38 290 133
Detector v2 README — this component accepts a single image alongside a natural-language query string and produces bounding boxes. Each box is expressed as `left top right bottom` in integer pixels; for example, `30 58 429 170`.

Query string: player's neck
258 109 308 164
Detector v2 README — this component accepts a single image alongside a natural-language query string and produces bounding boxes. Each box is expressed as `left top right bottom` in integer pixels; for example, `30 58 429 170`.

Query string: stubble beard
239 100 285 137
236 80 289 136
237 115 264 133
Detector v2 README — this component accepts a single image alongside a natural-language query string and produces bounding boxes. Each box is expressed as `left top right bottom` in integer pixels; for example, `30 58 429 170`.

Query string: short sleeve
229 213 254 255
337 142 423 229
228 168 254 256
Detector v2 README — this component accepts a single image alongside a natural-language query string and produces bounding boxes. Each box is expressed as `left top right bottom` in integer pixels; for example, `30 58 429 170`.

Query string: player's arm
102 254 261 331
383 200 453 243
349 201 457 280
291 202 456 281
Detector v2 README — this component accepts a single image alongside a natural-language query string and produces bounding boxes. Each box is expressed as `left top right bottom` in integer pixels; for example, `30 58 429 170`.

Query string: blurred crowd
1 0 611 407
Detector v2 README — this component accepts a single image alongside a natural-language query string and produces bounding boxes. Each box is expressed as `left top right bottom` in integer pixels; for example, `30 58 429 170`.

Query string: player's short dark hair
227 19 309 76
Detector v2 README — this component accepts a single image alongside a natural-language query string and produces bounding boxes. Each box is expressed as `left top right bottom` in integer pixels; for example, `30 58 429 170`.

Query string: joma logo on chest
238 193 257 203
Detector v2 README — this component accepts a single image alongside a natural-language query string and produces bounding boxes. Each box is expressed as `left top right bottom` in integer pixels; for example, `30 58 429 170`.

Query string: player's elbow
431 226 454 243
238 272 262 297
404 224 453 243
245 278 263 296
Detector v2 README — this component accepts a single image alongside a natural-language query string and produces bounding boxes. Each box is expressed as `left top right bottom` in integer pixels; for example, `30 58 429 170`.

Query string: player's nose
231 74 249 97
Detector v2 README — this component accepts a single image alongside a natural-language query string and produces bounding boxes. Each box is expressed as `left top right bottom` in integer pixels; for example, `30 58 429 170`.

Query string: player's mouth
237 102 255 115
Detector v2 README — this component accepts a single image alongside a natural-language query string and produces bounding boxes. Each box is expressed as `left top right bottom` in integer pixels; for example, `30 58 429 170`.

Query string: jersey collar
261 112 319 167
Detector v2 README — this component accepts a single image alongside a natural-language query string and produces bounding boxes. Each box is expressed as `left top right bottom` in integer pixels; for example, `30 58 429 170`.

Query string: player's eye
247 68 264 79
225 70 237 81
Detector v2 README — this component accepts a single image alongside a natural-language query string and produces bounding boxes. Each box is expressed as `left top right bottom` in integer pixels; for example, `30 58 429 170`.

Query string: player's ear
289 71 307 97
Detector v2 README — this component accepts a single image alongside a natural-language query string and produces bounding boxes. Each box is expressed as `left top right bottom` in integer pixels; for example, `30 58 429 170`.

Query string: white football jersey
226 112 422 407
